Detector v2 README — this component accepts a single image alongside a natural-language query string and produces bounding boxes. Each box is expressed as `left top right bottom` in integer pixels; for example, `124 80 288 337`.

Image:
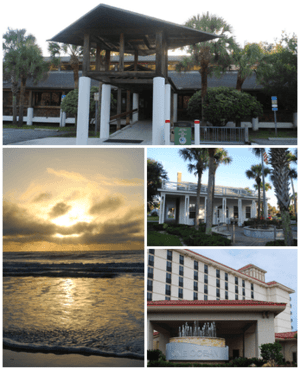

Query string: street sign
271 96 277 107
61 94 66 100
94 93 100 101
271 97 278 136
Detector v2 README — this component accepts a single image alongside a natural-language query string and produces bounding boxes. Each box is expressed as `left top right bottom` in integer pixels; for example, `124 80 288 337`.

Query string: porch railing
200 126 248 144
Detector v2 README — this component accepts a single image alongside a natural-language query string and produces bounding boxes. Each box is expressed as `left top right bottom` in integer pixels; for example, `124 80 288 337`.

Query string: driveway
3 128 68 145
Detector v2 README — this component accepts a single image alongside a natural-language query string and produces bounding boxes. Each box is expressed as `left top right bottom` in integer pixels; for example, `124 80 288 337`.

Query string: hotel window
178 288 183 299
225 281 228 290
194 281 198 291
148 254 154 266
189 203 196 218
179 276 183 287
147 279 153 292
147 292 152 301
243 288 245 296
225 272 228 281
235 285 239 294
216 279 220 288
251 291 254 299
148 267 153 279
179 255 184 265
204 285 208 294
216 288 220 298
225 291 228 300
165 296 170 301
242 280 245 287
235 294 238 300
246 206 251 219
194 261 198 270
166 273 171 284
204 264 208 274
165 284 171 296
204 274 208 284
216 269 220 278
235 277 238 285
179 265 184 276
193 292 198 300
194 270 198 281
204 295 208 301
251 283 254 291
149 249 155 255
166 261 172 272
167 250 172 261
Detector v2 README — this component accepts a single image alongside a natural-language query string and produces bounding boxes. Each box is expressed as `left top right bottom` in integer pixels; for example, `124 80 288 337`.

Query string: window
148 254 154 266
225 282 228 291
149 249 155 255
204 264 208 274
178 288 183 299
235 277 238 285
204 285 208 294
251 291 254 299
216 269 220 278
225 272 228 281
189 203 196 219
193 292 198 300
242 280 245 287
194 261 198 270
225 291 228 300
194 281 198 291
216 288 220 298
204 274 208 284
148 267 153 279
194 270 198 281
179 276 183 287
179 255 184 265
147 279 153 292
179 265 184 276
166 273 171 284
165 296 170 301
251 283 254 291
167 250 172 261
235 285 239 294
204 295 208 301
147 292 152 301
243 288 245 296
235 294 238 300
166 261 172 272
246 206 251 219
165 284 171 296
216 279 220 288
234 206 238 218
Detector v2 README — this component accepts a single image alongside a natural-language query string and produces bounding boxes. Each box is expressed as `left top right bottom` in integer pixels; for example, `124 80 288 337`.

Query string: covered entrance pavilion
148 300 286 360
49 4 218 145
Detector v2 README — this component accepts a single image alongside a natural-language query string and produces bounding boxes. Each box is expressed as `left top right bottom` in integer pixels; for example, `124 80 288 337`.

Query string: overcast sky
3 148 144 251
189 248 297 331
2 0 298 56
147 147 298 208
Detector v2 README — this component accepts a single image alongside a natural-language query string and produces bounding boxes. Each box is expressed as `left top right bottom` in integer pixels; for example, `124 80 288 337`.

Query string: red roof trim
148 299 286 307
275 331 297 339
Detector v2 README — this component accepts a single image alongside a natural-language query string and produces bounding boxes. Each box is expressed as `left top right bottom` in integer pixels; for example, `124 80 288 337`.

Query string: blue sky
189 248 297 331
147 148 297 208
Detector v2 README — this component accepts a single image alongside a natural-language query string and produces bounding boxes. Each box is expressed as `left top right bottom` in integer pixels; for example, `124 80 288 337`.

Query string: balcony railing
162 181 257 198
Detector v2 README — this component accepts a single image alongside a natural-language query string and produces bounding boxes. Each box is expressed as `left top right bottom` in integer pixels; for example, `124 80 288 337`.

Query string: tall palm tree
245 164 271 220
287 151 297 218
179 149 209 230
269 148 294 245
176 13 235 123
254 182 272 215
206 148 216 234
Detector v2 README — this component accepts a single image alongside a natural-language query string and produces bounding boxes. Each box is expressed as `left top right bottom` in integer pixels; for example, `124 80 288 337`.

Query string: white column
76 76 91 145
27 107 33 126
222 198 227 223
173 93 178 123
164 84 171 145
194 120 200 145
238 199 242 226
60 109 66 127
132 93 139 123
251 200 256 218
152 77 165 145
100 84 112 139
185 195 190 225
164 120 170 145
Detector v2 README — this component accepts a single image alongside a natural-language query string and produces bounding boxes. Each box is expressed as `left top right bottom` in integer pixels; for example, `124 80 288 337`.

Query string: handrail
109 108 138 123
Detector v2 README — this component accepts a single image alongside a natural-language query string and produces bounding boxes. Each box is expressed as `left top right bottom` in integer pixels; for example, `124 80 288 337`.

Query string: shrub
265 239 297 246
259 342 284 365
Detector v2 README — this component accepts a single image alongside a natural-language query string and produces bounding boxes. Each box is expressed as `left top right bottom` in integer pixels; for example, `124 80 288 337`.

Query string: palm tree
269 148 294 246
245 164 271 220
176 13 235 123
253 182 272 215
206 148 216 234
179 149 209 230
287 151 297 218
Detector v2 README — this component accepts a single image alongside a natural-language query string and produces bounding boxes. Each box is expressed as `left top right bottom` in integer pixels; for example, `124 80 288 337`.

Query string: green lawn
249 129 297 140
147 216 159 221
148 230 183 246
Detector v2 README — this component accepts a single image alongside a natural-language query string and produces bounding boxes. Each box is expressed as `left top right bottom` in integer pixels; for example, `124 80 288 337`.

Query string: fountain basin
243 226 285 239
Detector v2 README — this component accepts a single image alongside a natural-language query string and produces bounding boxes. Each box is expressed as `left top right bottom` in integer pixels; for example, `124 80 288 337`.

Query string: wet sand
3 349 144 367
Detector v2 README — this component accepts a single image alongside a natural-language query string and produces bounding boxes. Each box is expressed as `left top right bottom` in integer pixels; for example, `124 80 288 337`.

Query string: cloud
47 168 88 182
89 196 124 215
32 192 53 203
48 202 72 219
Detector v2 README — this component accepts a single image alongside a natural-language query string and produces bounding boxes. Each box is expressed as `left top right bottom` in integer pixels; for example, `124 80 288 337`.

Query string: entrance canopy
49 4 219 56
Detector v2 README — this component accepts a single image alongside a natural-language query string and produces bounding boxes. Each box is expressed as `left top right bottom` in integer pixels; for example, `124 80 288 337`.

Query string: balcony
161 181 258 198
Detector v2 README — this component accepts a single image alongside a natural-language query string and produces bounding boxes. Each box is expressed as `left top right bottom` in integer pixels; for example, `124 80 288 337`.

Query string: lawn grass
148 230 183 246
249 128 297 140
147 216 159 222
3 123 73 131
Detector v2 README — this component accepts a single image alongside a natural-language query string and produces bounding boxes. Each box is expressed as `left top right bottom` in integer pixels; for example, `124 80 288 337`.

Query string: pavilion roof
48 4 219 56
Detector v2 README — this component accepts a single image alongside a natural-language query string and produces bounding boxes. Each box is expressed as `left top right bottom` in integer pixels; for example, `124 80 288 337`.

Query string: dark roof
147 299 286 307
48 4 219 56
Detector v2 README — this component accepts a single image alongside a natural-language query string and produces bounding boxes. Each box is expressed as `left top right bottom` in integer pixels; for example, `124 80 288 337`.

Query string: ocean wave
3 338 144 360
3 262 144 278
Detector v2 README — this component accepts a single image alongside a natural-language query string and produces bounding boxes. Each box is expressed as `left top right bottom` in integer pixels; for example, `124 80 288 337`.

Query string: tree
179 149 209 229
269 148 294 245
245 164 271 220
256 32 297 112
147 159 168 210
259 342 284 365
287 151 297 218
3 28 49 126
176 12 235 123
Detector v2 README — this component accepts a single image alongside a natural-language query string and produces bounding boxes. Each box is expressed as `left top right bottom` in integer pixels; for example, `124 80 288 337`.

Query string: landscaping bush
265 239 297 246
259 342 284 365
244 218 282 228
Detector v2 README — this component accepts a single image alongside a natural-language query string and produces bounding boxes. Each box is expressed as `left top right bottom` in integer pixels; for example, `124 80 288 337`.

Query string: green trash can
174 122 192 145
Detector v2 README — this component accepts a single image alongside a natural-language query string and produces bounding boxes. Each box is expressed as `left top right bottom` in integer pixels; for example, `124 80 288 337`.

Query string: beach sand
3 349 144 367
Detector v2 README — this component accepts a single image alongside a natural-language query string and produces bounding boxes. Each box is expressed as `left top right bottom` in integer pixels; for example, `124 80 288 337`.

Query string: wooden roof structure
49 4 219 89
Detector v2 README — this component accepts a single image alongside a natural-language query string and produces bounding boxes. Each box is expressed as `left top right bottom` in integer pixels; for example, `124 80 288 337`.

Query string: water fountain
166 321 229 362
